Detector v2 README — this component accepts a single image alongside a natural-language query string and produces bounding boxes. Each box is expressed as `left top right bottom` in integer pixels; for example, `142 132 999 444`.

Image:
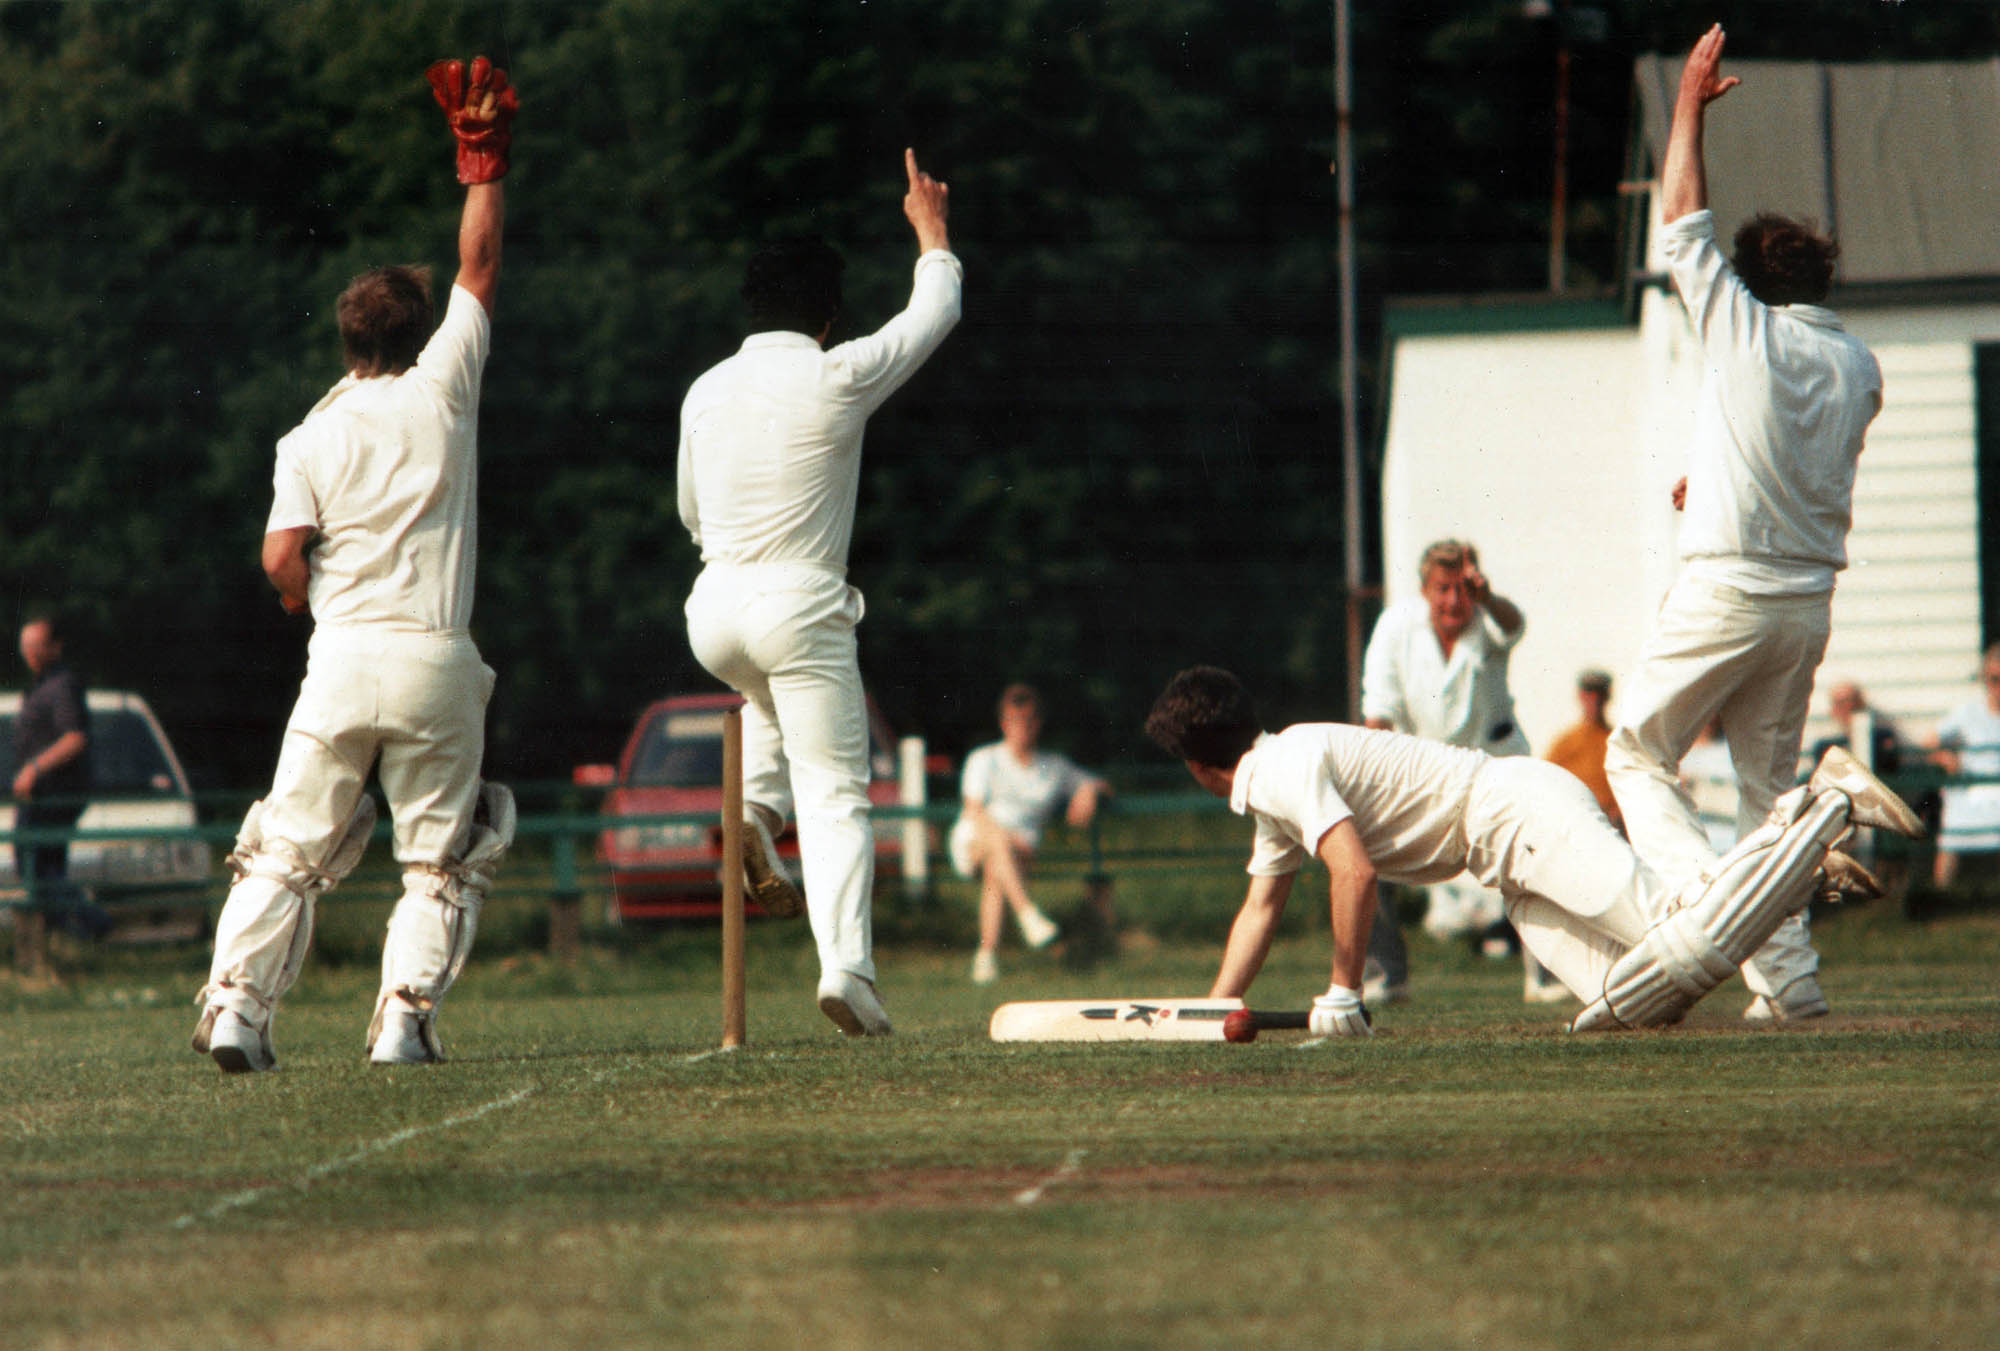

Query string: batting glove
426 56 520 184
1309 984 1373 1038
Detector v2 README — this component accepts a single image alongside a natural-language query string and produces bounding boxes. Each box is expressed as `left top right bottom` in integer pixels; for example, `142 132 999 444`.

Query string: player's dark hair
1731 214 1837 306
998 683 1041 719
743 236 844 336
338 265 434 377
1145 666 1261 770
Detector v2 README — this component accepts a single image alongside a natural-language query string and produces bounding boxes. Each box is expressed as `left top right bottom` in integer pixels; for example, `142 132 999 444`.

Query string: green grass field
4 885 1997 1350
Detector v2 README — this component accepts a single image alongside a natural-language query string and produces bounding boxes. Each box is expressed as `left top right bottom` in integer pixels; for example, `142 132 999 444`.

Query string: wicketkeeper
1144 666 1920 1035
193 56 520 1072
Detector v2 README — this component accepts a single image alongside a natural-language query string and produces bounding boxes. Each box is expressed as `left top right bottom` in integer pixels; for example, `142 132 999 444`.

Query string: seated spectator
1928 644 2000 887
1544 668 1621 830
949 684 1109 983
1809 680 1903 774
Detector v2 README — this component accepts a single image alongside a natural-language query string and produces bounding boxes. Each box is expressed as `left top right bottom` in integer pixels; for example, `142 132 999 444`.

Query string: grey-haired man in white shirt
679 150 961 1037
1605 26 1887 1024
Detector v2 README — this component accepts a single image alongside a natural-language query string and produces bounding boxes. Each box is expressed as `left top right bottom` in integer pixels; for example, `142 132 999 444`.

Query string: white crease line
171 1045 747 1230
1012 1147 1087 1207
172 1084 538 1229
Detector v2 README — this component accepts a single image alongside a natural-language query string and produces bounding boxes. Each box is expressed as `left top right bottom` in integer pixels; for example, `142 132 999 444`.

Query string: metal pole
1335 0 1367 718
720 708 747 1049
1549 40 1571 293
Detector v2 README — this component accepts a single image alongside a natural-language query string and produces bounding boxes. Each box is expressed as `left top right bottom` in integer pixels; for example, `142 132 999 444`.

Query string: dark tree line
1 0 1993 787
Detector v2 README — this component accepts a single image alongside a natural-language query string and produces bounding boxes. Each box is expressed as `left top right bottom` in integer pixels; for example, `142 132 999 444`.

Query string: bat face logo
1080 1003 1167 1025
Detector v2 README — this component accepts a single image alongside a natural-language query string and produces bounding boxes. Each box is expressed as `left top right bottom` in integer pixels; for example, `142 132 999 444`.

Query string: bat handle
1248 1011 1312 1031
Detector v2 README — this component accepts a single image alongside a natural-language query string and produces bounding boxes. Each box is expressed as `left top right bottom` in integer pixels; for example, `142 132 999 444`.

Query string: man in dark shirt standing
13 615 92 927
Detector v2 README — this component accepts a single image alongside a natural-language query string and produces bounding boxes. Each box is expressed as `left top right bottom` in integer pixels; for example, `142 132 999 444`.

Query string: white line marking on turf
172 1084 538 1229
172 1044 754 1231
1012 1148 1087 1206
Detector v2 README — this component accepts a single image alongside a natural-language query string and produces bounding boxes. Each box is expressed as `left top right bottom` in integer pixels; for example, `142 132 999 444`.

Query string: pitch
4 912 1996 1348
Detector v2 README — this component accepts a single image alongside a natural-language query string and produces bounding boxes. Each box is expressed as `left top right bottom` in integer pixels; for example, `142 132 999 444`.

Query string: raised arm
456 183 505 314
427 56 518 314
1462 550 1523 637
904 147 950 255
1660 24 1740 224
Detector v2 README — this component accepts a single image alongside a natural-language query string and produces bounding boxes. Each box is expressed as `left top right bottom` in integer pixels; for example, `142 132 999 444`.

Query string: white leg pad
365 784 511 1057
1573 790 1852 1031
202 874 315 1017
197 793 376 1057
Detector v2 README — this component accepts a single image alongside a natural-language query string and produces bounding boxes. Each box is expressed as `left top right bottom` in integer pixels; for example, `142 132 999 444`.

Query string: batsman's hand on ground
1678 24 1739 113
904 148 950 253
427 56 520 184
1309 984 1372 1038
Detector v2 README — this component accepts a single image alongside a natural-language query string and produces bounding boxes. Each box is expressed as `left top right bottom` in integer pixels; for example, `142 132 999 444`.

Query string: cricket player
678 150 961 1037
1144 666 1918 1034
1605 25 1885 1023
192 57 520 1072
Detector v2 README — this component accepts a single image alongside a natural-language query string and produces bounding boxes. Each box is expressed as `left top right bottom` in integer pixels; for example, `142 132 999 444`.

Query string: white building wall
1379 327 1665 751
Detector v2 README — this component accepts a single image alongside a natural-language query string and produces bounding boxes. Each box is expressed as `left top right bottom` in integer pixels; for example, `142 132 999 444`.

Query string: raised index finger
905 147 922 187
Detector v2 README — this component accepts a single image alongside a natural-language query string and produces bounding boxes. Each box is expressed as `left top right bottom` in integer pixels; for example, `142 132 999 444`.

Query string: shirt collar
1778 303 1843 331
740 331 825 353
1227 732 1273 817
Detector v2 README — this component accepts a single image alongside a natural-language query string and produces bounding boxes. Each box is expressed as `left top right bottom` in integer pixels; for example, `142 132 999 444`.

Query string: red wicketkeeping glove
426 56 519 184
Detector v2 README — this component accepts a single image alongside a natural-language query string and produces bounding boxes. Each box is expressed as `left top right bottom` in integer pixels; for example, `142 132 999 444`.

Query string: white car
0 689 212 909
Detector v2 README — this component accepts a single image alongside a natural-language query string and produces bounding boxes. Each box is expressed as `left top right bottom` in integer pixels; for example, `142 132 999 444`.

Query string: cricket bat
988 998 1311 1042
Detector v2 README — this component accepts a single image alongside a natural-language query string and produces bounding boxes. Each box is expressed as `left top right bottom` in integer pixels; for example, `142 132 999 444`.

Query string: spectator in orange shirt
1545 669 1621 830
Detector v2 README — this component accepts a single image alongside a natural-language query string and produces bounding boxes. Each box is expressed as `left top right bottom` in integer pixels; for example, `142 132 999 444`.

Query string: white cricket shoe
817 971 893 1037
970 949 1000 985
1818 849 1885 904
743 813 805 918
1361 960 1410 1006
1523 966 1574 1005
1744 975 1830 1024
1808 746 1924 837
204 1007 276 1074
369 999 443 1065
1017 905 1060 950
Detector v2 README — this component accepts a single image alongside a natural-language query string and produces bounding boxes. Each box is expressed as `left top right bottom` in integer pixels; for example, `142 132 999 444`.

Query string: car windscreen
627 710 728 788
0 710 183 795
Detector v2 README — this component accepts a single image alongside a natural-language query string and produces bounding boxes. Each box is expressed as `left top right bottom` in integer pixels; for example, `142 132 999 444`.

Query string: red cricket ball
1222 1009 1257 1043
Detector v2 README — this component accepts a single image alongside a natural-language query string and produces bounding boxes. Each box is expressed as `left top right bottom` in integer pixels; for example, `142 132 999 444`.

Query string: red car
575 692 926 921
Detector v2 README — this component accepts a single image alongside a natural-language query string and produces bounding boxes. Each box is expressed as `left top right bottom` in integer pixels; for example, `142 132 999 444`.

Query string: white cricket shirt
1663 210 1881 595
957 741 1091 847
1359 598 1529 754
677 250 963 570
1228 724 1484 884
267 284 490 633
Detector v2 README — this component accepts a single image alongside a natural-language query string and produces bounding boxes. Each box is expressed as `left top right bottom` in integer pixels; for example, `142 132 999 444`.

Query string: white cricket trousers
1458 758 1673 998
1604 573 1831 998
207 626 493 1008
685 562 876 984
